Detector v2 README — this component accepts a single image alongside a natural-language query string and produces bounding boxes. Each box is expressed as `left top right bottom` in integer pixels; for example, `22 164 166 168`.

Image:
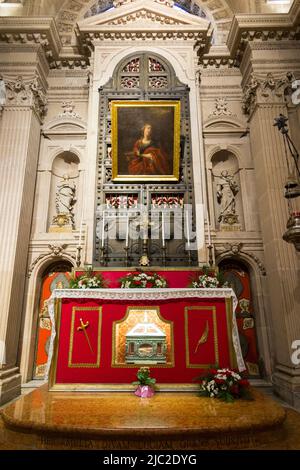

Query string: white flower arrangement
196 367 251 402
191 275 220 288
120 272 168 289
190 266 228 289
69 268 106 289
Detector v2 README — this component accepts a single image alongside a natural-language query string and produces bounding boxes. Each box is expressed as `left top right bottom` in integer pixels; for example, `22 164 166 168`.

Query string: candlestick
162 212 165 248
101 213 105 248
78 220 83 247
126 214 129 248
206 209 211 246
186 209 191 248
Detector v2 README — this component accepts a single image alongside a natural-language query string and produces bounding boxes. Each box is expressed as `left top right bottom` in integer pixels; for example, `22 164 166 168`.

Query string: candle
186 209 191 248
162 212 165 248
101 212 105 248
126 214 129 248
207 209 211 246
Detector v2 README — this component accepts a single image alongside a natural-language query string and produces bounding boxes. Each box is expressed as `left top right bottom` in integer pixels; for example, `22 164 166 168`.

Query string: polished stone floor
1 385 300 450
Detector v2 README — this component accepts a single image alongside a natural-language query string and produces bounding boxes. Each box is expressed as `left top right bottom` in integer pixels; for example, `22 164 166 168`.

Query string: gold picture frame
111 100 181 182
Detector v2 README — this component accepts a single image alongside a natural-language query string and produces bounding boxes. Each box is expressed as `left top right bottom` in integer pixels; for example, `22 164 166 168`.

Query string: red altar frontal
48 287 244 390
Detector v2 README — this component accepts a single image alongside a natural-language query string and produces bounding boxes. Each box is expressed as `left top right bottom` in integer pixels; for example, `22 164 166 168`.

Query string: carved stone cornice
0 17 89 70
4 74 48 121
227 6 300 67
242 71 295 116
201 56 238 69
107 9 181 25
113 0 174 7
0 17 61 61
79 28 209 45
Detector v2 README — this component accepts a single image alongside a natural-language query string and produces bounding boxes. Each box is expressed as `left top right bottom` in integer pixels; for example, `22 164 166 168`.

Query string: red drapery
54 297 234 385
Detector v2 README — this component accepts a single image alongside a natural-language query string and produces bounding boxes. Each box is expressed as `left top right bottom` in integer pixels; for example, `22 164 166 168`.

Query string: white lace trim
45 288 245 378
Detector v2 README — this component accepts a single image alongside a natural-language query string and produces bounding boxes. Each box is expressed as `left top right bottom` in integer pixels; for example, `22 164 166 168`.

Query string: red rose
146 282 153 288
135 280 142 286
210 369 217 375
239 379 250 388
215 378 225 385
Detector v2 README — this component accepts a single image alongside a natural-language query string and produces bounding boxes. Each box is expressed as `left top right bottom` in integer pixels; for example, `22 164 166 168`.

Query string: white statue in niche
53 175 77 229
214 169 240 225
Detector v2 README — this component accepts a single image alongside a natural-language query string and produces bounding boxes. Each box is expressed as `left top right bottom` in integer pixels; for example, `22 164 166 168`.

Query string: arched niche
20 254 76 382
48 151 81 232
211 149 244 230
33 261 73 379
218 258 262 377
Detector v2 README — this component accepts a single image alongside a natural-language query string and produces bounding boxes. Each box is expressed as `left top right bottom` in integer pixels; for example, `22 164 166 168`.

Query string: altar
47 287 244 390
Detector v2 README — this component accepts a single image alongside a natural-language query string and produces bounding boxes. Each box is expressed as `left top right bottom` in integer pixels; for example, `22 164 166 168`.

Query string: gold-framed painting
111 100 181 182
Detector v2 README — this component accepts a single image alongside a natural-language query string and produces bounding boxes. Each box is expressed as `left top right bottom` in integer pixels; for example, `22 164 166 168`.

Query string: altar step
0 385 296 450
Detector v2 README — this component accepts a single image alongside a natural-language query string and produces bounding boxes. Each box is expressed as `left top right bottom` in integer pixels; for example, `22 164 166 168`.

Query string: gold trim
111 306 175 368
111 100 181 182
49 298 62 390
68 307 102 368
49 383 199 392
225 298 237 369
184 306 219 369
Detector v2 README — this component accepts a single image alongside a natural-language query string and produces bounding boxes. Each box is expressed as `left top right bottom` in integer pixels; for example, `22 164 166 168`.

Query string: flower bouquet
133 367 156 398
120 272 168 289
69 267 106 289
195 367 252 403
190 266 228 289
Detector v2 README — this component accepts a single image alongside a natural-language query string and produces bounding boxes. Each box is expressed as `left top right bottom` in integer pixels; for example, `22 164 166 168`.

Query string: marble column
0 75 46 405
243 71 300 406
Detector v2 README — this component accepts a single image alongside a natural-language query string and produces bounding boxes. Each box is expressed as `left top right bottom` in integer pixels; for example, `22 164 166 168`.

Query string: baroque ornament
113 0 174 7
218 243 266 276
28 244 75 278
210 97 232 117
5 74 47 120
108 10 181 26
242 72 295 116
58 100 81 119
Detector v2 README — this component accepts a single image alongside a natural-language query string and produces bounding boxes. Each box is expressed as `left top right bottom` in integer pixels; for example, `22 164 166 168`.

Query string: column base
273 365 300 409
0 367 21 406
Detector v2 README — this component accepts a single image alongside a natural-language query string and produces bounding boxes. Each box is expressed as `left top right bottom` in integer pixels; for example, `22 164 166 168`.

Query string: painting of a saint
111 101 180 182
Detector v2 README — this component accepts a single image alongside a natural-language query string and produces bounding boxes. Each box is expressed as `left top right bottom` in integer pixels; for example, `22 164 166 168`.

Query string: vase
134 385 155 398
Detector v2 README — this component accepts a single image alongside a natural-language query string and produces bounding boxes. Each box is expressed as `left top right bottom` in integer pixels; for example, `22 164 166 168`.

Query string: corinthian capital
5 74 47 121
242 72 295 116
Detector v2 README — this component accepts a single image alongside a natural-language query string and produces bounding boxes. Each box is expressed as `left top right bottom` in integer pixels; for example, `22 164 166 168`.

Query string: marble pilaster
0 74 46 405
242 61 300 406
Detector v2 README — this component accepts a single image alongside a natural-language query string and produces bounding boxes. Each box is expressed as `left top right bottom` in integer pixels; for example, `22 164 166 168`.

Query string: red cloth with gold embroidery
54 296 234 385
